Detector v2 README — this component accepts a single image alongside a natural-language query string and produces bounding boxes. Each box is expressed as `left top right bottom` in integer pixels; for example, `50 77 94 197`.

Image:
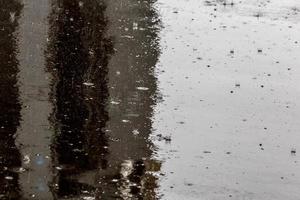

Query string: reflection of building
47 0 112 199
0 1 22 199
100 0 162 199
16 0 53 199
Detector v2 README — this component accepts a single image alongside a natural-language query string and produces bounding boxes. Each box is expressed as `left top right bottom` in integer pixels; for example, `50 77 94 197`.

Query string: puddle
0 0 300 199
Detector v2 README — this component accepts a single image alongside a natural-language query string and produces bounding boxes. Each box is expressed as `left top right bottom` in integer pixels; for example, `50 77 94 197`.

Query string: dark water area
47 0 112 198
0 1 22 199
0 0 161 199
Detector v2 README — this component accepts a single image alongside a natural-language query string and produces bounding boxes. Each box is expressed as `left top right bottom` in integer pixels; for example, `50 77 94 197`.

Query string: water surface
0 0 300 199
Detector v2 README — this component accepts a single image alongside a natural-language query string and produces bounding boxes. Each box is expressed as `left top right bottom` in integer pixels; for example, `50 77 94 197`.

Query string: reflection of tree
47 0 112 198
99 0 162 198
0 1 23 199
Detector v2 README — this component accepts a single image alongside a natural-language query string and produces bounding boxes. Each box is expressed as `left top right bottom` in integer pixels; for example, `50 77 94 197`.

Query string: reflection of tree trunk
0 1 22 199
47 0 112 198
98 0 161 199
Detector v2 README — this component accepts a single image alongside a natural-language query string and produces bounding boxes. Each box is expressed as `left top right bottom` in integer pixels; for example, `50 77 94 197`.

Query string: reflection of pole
16 0 53 199
0 1 23 199
47 0 112 199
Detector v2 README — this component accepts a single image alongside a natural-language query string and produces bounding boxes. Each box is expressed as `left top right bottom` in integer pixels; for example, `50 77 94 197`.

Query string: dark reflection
0 1 23 199
47 0 112 198
47 0 161 198
99 0 162 199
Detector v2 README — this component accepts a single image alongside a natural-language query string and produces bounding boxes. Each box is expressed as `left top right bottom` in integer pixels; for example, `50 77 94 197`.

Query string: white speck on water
83 82 94 86
121 35 134 39
10 12 15 22
23 155 30 165
111 100 120 105
18 167 26 173
82 197 95 200
132 129 140 135
133 22 138 30
137 87 149 91
5 176 13 180
89 49 95 56
120 160 134 178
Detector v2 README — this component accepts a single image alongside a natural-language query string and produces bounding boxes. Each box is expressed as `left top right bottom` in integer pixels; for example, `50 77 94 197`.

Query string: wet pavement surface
0 0 300 199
